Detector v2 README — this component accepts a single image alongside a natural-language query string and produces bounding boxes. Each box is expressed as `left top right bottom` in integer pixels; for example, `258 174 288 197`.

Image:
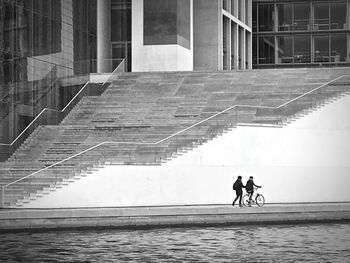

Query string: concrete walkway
0 203 349 232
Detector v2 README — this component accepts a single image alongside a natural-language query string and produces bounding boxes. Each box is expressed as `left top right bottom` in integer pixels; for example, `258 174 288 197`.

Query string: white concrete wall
24 94 350 208
27 0 74 81
131 0 193 72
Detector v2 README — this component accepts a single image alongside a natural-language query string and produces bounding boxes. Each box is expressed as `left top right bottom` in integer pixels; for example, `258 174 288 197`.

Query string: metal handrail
1 74 348 207
0 59 126 147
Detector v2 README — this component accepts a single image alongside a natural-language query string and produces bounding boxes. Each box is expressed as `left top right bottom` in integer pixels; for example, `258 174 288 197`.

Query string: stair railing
1 73 349 207
0 59 125 161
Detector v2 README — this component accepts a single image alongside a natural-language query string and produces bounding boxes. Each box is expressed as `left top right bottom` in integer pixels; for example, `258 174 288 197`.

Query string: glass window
253 36 257 65
314 2 329 30
111 0 131 42
258 36 275 64
330 1 346 29
277 35 293 63
314 35 329 62
330 33 347 62
252 4 257 32
258 3 274 32
294 3 310 31
294 35 311 63
277 3 293 31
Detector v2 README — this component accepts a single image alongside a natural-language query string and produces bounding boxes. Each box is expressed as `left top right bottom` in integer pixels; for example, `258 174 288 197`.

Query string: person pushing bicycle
245 176 261 206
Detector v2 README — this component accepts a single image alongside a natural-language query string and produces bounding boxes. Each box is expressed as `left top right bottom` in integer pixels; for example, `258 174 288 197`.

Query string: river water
0 223 349 262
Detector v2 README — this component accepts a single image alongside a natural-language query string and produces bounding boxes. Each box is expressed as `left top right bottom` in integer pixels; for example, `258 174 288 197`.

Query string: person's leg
238 191 243 207
249 191 254 200
232 190 239 206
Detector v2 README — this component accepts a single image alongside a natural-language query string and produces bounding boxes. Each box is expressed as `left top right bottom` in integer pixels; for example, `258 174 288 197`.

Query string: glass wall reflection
277 35 293 63
331 33 347 62
258 3 273 32
253 0 349 67
258 36 274 64
294 3 310 31
330 1 347 30
277 3 293 31
0 0 96 160
294 35 311 63
314 2 329 30
314 35 329 62
111 0 131 71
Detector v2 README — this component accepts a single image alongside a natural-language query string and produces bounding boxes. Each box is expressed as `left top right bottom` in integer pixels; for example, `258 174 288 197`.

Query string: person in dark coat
245 176 261 205
232 175 245 207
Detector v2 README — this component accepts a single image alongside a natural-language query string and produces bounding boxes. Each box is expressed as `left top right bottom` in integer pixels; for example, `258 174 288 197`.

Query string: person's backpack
232 181 239 190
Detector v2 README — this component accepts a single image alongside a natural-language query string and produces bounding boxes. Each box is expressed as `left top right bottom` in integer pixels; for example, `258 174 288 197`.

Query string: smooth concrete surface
22 94 350 208
193 0 221 70
0 203 349 232
97 0 112 73
132 0 193 72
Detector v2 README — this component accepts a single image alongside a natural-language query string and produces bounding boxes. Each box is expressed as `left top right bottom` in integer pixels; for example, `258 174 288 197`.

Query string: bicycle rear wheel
255 194 265 207
242 194 250 207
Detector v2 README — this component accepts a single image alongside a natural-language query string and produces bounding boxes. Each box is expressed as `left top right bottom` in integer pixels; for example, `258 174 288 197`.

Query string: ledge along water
0 202 349 232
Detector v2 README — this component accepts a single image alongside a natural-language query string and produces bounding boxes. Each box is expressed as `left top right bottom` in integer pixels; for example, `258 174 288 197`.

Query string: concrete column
228 21 232 70
218 5 223 70
246 31 252 69
247 0 252 28
274 3 278 32
240 27 246 69
347 33 350 62
242 0 246 24
274 36 279 64
347 1 350 62
97 0 112 73
232 23 239 69
233 0 238 18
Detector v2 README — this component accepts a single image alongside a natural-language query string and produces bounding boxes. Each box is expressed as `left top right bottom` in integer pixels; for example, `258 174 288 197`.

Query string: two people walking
232 175 261 207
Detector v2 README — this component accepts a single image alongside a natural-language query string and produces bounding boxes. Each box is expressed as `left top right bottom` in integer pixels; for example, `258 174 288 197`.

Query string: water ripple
0 223 349 262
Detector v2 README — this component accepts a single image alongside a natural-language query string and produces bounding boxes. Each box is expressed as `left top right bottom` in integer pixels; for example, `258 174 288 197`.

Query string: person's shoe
239 204 243 207
232 202 235 207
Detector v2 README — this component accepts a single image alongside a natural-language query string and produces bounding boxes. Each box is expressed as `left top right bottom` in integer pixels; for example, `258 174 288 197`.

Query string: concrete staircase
1 68 350 207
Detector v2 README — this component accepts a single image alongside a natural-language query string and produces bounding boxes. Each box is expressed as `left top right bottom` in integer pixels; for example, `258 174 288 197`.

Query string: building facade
252 0 350 68
0 0 251 148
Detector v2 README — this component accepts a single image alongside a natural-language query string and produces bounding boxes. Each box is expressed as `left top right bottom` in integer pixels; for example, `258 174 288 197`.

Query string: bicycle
242 187 265 207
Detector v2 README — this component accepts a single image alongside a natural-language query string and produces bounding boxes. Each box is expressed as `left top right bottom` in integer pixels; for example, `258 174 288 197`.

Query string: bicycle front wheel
255 194 265 207
242 194 250 207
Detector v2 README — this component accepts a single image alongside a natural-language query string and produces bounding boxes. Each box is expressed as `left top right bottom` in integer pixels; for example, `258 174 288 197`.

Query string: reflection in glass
314 2 329 30
330 1 346 29
314 35 329 62
294 3 310 31
277 3 293 31
252 4 257 32
258 36 274 64
252 36 257 65
277 36 293 63
0 0 97 154
294 35 310 63
111 0 131 42
258 4 274 32
330 33 347 62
